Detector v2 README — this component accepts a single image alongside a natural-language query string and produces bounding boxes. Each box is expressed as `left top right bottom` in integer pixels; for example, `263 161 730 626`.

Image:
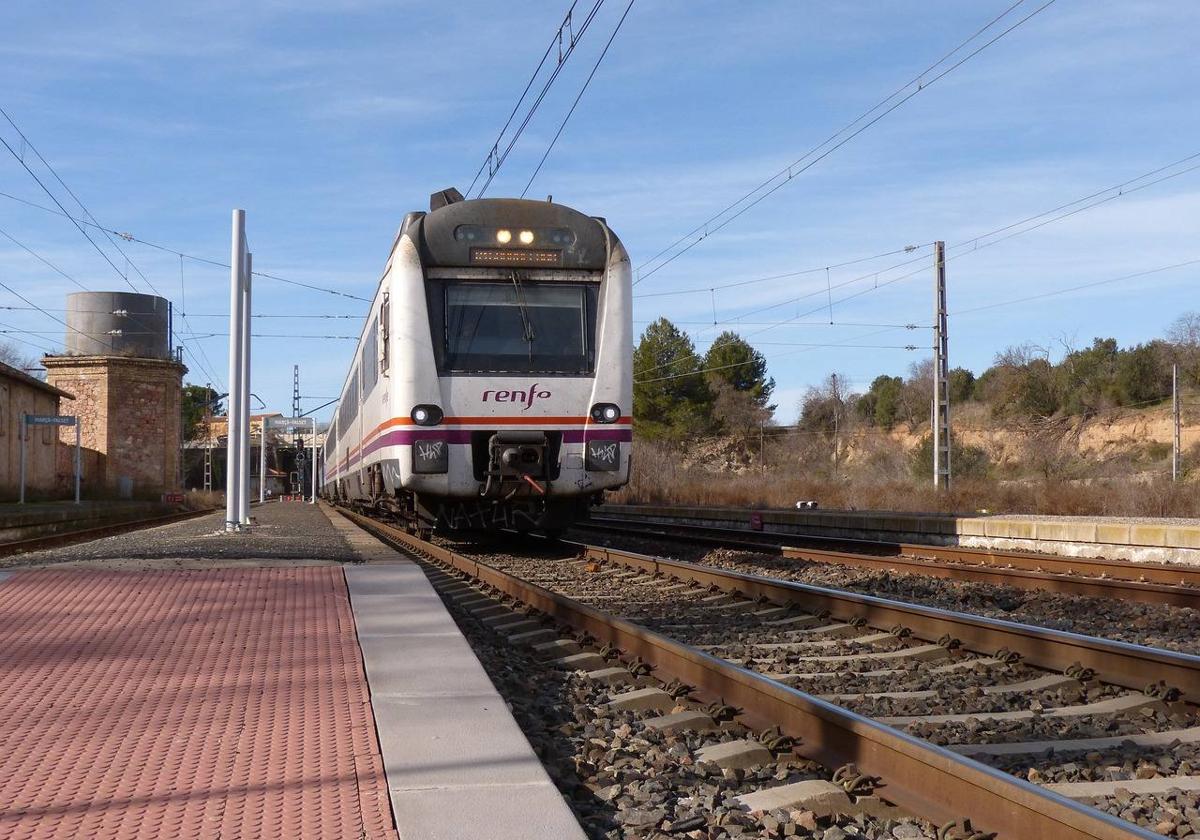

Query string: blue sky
1 0 1197 423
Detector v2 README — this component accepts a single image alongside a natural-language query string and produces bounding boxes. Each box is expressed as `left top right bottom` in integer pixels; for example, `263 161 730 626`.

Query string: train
322 188 633 533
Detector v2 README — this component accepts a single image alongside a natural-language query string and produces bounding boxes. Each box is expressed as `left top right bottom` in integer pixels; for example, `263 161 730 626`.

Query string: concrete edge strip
335 515 587 839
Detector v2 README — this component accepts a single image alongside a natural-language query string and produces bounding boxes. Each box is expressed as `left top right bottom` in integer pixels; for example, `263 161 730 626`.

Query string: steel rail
581 543 1200 701
335 506 1153 840
581 517 1200 609
0 508 216 559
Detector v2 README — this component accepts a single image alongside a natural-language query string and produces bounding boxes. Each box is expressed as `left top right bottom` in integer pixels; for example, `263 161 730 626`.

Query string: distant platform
600 503 1200 565
0 502 582 839
0 499 175 545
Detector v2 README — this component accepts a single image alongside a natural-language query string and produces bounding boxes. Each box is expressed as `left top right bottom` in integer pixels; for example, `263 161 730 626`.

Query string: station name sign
25 414 77 426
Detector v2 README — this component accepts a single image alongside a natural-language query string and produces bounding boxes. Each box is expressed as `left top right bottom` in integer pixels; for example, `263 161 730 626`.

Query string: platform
0 500 174 545
0 503 583 839
601 503 1200 564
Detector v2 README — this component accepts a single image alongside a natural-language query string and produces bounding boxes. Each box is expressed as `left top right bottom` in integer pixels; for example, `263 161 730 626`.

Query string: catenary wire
465 0 586 196
634 0 1059 284
520 0 637 198
0 189 372 303
474 0 608 197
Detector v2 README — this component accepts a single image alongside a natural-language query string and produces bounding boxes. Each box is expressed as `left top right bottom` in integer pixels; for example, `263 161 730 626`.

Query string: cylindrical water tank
65 292 171 359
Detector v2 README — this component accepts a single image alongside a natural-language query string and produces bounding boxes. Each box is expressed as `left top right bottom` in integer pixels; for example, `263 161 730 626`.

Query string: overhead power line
638 149 1200 379
1 106 164 298
634 0 1060 285
634 244 928 300
0 225 90 290
0 133 140 294
469 0 608 197
951 257 1200 316
0 189 372 304
521 0 637 197
634 326 910 384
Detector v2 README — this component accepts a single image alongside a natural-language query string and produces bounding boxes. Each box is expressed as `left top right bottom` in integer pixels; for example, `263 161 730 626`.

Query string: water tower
42 292 187 498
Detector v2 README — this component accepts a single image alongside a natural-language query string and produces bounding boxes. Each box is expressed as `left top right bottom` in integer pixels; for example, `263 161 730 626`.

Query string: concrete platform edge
337 518 586 840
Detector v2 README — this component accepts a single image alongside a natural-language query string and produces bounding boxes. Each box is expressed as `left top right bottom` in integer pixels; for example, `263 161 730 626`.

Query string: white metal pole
310 417 317 504
239 253 252 525
225 209 245 531
74 420 81 504
18 414 26 504
260 420 267 503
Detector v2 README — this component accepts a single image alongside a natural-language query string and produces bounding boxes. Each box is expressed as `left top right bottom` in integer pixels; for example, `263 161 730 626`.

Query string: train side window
362 321 379 396
380 292 390 375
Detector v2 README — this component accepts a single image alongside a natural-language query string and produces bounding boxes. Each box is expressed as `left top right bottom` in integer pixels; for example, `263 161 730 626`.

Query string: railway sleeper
820 672 1079 703
878 691 1166 726
948 724 1200 757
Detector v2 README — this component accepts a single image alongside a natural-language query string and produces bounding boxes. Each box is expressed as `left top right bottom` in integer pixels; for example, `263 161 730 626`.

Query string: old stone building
0 361 75 500
42 355 186 498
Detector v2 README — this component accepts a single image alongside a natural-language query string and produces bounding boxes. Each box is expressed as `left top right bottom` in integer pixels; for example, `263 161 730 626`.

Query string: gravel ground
1082 788 1200 837
571 530 1200 654
986 740 1200 784
0 503 359 568
446 545 1199 750
426 559 943 840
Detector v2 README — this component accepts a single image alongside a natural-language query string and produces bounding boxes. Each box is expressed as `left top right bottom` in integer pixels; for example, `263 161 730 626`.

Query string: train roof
406 194 611 270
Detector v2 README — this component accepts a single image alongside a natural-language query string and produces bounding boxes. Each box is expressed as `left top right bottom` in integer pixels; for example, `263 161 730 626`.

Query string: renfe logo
482 384 552 411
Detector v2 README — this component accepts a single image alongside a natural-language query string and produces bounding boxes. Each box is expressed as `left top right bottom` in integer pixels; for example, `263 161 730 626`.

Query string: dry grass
181 489 222 510
613 440 1200 518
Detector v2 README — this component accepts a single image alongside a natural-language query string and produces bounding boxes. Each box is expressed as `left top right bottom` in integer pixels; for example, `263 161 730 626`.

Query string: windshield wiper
511 270 535 361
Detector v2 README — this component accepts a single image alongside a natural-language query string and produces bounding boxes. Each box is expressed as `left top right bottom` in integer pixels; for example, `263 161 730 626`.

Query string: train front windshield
443 281 595 374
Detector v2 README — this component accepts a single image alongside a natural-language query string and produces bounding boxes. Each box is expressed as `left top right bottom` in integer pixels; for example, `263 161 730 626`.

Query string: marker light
589 403 621 424
496 229 512 244
411 404 444 426
518 230 534 244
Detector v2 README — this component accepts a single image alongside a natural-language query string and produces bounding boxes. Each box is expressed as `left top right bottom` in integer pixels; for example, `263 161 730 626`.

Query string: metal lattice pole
933 241 951 489
1174 363 1182 481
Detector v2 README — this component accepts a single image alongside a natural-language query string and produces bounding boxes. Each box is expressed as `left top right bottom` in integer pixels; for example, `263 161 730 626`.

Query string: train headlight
496 229 512 244
518 230 534 244
589 403 621 424
411 404 444 426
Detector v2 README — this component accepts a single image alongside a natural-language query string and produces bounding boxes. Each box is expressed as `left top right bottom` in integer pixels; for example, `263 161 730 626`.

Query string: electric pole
293 365 305 497
933 241 951 489
1173 363 1181 481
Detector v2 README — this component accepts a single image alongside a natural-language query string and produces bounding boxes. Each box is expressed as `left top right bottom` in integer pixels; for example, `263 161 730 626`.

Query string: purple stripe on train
356 427 633 461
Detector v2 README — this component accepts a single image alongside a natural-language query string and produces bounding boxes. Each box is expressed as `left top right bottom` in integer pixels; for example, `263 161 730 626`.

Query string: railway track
336 506 1196 838
579 515 1200 610
0 507 216 559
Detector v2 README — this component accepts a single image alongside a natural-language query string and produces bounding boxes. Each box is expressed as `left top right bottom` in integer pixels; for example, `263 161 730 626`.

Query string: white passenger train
323 188 632 532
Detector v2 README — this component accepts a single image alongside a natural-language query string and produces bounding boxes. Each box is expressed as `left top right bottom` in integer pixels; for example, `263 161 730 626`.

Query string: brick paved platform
0 567 396 840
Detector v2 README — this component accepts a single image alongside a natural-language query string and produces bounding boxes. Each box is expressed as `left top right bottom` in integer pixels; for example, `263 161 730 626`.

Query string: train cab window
442 281 595 374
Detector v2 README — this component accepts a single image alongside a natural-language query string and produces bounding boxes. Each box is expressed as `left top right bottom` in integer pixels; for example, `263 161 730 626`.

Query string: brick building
42 355 186 498
0 361 75 500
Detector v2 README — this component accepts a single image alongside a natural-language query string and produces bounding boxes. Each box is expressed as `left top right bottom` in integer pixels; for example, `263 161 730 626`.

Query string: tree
948 367 976 403
978 344 1059 419
632 318 714 441
182 384 223 442
910 434 990 479
1114 342 1171 406
0 341 42 379
702 332 775 411
1167 312 1200 387
855 375 903 429
898 358 934 426
798 373 856 476
1056 337 1119 415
